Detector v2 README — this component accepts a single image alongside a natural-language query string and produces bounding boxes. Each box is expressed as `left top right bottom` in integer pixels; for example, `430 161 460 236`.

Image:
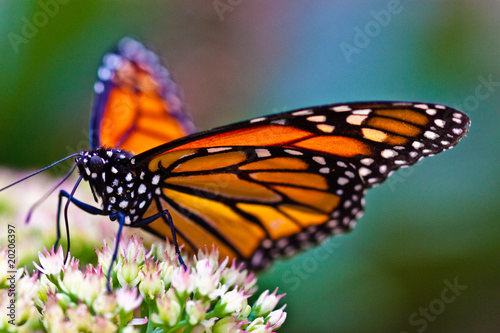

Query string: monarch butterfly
1 38 470 290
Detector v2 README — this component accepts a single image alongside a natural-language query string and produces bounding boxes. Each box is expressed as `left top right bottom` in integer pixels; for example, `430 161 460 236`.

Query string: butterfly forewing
90 37 195 154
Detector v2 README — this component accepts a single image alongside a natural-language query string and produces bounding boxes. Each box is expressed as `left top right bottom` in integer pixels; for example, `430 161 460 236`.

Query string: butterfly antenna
25 163 78 224
0 153 80 192
63 174 84 263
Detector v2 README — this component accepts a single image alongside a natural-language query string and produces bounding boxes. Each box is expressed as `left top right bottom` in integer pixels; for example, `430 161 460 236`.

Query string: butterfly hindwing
90 37 195 154
136 146 364 269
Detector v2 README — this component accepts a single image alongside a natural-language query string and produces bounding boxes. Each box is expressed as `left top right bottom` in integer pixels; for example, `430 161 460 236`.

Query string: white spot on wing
359 167 371 176
319 167 329 174
331 105 351 112
284 149 303 156
271 119 286 125
338 177 349 186
360 158 374 166
381 149 398 158
424 131 439 140
207 147 232 153
152 175 160 185
317 124 335 133
412 141 424 149
306 115 327 122
94 82 104 94
292 110 313 116
255 149 271 158
346 115 368 126
434 119 445 128
138 184 147 194
250 117 266 123
313 156 326 165
352 109 371 115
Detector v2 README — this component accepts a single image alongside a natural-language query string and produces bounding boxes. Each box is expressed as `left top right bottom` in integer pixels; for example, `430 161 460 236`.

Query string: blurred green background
1 1 499 332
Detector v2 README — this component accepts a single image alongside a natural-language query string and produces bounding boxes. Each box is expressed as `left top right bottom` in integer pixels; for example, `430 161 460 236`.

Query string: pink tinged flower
93 293 118 317
95 240 113 273
17 271 40 325
253 288 285 317
116 287 143 313
245 318 267 333
34 246 67 276
194 259 220 296
117 258 141 287
121 235 146 264
151 289 181 327
241 272 258 294
171 266 194 296
149 241 176 263
219 259 242 288
66 303 93 331
217 288 249 315
266 306 287 330
76 266 106 305
18 269 39 295
212 316 244 333
41 294 66 332
129 317 148 326
192 317 217 333
196 244 221 270
59 264 84 295
239 304 252 319
158 261 175 286
209 283 228 301
185 299 207 326
35 275 58 310
138 270 164 300
92 316 118 333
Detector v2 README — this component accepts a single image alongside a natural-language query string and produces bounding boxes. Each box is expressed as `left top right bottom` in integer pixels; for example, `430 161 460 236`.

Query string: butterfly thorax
75 147 154 225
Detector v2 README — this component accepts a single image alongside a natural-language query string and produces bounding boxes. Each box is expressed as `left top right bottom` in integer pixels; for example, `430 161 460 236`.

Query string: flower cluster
1 236 286 332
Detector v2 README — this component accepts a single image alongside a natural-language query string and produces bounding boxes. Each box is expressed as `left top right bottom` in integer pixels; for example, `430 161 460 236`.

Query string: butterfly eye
89 156 105 173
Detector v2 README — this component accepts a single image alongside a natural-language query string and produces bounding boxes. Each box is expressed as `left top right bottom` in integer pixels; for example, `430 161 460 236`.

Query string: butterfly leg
160 209 187 270
131 207 187 270
106 211 126 293
55 189 106 258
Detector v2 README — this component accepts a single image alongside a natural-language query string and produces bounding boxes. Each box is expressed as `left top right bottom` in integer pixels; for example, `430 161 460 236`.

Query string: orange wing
132 102 470 269
90 37 195 154
139 146 356 268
